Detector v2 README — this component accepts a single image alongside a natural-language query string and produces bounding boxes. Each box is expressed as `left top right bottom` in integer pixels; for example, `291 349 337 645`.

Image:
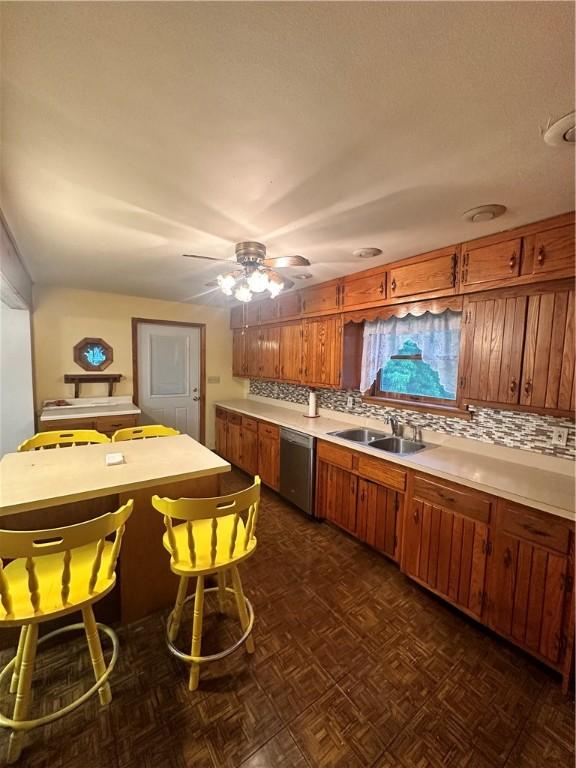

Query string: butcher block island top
0 434 230 516
39 395 141 422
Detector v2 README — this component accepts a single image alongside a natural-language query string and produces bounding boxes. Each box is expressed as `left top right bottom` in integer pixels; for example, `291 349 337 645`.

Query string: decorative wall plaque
73 337 113 371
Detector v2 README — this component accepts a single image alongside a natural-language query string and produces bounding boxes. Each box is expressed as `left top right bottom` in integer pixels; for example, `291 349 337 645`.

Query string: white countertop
215 398 575 521
40 396 141 421
0 434 229 515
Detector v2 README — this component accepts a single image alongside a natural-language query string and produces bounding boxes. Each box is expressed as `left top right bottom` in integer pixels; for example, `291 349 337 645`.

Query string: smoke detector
462 204 507 223
354 247 382 259
543 111 576 146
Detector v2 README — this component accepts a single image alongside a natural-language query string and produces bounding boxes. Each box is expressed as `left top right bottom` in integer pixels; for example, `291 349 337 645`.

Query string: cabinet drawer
317 440 353 470
499 500 572 554
461 238 521 288
413 474 493 523
342 271 386 307
532 225 575 277
227 412 242 426
357 454 406 492
258 421 279 439
215 407 228 420
39 417 95 432
242 416 258 432
95 415 138 434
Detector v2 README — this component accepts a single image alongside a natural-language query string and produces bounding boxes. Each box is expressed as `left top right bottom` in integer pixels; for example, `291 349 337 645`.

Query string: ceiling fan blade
262 254 310 268
182 253 230 262
281 277 295 290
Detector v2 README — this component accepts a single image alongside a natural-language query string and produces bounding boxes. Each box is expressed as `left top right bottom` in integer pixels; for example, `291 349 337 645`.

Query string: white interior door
137 323 202 440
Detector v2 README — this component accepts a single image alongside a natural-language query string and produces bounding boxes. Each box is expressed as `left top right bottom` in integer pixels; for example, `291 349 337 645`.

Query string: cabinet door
245 302 260 326
317 461 357 534
278 291 301 319
215 409 228 456
301 282 340 315
302 316 342 387
388 250 457 299
403 498 489 618
226 417 242 466
230 306 244 329
356 478 400 560
232 330 247 377
341 271 386 308
245 328 261 378
257 422 279 490
532 225 575 277
461 238 521 289
240 425 259 476
259 298 279 324
459 296 527 404
260 327 281 379
488 532 570 666
279 322 302 382
520 289 575 410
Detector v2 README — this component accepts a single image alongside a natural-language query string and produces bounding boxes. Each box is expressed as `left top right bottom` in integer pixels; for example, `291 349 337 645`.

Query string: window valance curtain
360 309 461 394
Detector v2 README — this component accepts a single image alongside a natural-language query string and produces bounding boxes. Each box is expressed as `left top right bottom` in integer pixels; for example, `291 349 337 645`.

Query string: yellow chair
152 477 260 691
18 430 110 451
112 425 180 442
0 500 133 763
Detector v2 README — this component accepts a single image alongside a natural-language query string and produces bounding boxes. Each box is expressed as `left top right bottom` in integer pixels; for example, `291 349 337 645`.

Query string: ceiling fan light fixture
247 268 270 293
234 281 253 303
268 274 284 298
217 272 236 296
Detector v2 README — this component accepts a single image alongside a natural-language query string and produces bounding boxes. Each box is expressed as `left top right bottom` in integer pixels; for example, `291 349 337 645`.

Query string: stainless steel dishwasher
279 428 316 516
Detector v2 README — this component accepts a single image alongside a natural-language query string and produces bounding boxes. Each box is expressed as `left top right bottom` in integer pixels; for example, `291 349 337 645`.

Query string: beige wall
32 285 246 447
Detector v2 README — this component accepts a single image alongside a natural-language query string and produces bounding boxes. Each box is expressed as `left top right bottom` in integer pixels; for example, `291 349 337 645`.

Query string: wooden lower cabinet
257 421 280 490
486 500 574 668
356 478 400 560
38 414 138 437
316 460 357 534
215 408 228 455
226 413 242 466
238 417 258 476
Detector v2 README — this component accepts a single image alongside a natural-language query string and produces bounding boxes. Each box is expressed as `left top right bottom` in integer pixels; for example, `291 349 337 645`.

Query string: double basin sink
327 427 431 456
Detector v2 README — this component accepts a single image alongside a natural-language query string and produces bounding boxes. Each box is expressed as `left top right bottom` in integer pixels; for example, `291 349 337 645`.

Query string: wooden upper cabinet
245 327 261 378
388 247 458 300
232 329 247 377
278 291 302 319
244 301 261 326
341 270 386 308
459 295 527 405
260 326 281 379
259 298 279 324
461 238 521 290
520 289 575 411
530 225 575 278
279 322 302 382
302 315 342 387
300 281 340 315
230 305 244 329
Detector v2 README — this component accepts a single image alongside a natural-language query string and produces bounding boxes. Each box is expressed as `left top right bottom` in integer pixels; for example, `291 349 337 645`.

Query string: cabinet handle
378 281 385 295
537 245 545 265
503 547 512 568
509 252 517 270
390 278 397 292
413 508 419 523
509 378 517 393
524 379 532 395
451 253 458 287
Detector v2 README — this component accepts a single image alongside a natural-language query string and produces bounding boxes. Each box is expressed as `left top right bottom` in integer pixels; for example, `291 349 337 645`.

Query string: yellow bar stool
112 425 180 441
152 477 260 691
18 429 110 451
0 500 133 764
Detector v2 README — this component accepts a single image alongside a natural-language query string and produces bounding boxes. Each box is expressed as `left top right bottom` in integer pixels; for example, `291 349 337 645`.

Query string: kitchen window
360 309 463 411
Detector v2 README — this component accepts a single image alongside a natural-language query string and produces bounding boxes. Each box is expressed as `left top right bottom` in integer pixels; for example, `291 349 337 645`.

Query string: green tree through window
378 339 454 399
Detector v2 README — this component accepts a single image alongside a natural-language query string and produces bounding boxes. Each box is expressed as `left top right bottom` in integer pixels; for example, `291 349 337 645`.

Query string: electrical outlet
346 395 354 409
551 427 568 447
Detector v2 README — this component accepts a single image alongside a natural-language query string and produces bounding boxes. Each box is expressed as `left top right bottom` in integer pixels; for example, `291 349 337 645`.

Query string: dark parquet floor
1 469 574 767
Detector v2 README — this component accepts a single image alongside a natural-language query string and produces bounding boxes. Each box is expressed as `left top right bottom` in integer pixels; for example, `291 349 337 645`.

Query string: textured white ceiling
1 1 574 306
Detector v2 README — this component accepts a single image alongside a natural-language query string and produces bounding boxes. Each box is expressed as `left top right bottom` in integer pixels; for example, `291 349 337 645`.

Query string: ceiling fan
183 241 310 302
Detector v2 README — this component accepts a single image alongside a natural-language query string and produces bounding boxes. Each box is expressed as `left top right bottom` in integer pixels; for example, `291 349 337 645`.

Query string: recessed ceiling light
293 273 313 280
462 204 507 223
543 111 576 146
353 247 382 259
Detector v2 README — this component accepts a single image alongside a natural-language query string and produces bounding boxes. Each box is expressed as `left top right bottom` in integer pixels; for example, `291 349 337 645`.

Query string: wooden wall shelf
64 373 122 397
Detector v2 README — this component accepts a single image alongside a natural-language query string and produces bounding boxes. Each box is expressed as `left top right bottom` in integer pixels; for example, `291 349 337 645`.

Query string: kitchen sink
369 437 427 455
327 428 387 442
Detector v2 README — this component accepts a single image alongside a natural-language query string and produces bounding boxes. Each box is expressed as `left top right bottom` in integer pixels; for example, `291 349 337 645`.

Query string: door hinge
459 376 466 389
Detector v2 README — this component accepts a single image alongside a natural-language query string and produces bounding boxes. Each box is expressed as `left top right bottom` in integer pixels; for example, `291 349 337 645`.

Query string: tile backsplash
249 380 576 459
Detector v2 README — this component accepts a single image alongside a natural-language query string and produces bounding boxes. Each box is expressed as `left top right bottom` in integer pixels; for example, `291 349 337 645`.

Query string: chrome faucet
388 416 400 436
408 424 423 442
